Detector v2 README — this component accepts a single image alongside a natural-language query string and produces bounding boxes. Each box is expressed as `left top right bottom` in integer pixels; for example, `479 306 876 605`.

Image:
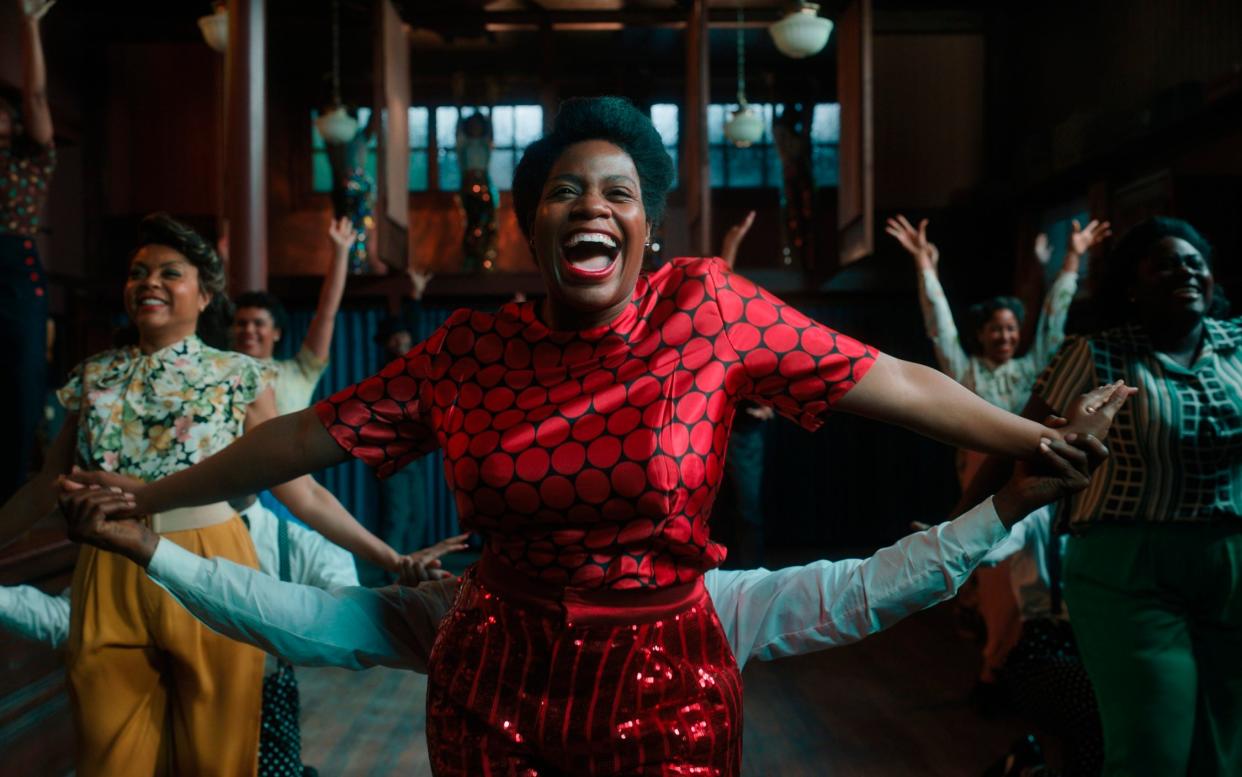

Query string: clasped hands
54 469 468 584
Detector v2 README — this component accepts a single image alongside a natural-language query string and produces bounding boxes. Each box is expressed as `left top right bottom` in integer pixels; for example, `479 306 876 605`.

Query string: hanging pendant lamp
724 8 763 148
769 1 834 60
315 0 359 145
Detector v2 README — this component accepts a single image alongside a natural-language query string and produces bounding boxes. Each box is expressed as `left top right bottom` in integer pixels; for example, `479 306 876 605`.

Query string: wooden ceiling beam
399 7 784 34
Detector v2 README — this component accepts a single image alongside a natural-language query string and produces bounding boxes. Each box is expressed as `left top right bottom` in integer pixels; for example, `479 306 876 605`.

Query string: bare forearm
838 355 1056 460
143 409 348 514
21 17 52 146
303 251 350 361
275 479 399 571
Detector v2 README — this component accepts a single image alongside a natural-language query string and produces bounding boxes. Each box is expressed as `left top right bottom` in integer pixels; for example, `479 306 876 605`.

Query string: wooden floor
297 602 1024 776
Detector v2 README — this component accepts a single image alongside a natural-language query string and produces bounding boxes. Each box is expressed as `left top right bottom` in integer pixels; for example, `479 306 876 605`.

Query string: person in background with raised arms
1 0 57 502
228 216 356 416
961 217 1242 777
887 213 1111 704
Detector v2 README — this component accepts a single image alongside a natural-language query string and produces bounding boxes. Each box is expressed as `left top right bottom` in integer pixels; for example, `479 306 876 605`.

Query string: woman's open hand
884 215 939 271
396 532 471 584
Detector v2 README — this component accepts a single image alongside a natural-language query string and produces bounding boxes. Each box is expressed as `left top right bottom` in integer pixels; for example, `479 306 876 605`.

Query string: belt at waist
475 552 706 627
145 502 236 534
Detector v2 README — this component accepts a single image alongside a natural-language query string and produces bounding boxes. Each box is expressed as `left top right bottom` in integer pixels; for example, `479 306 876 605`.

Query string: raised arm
720 210 756 270
20 1 55 147
885 215 969 379
301 217 356 362
1027 219 1109 366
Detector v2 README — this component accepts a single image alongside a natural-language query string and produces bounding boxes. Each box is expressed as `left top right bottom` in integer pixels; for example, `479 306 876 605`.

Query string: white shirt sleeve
285 518 361 589
706 497 1009 670
146 539 456 671
0 585 71 649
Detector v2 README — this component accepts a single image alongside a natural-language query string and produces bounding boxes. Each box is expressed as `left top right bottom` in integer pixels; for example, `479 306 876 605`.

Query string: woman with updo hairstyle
65 98 1121 775
1030 216 1242 776
0 213 425 777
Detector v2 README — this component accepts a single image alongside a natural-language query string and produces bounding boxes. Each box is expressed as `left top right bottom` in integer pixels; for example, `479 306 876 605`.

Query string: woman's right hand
59 485 159 568
884 215 939 271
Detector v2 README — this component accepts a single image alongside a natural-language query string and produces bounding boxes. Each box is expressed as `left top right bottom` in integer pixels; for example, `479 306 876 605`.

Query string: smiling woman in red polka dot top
73 97 1118 777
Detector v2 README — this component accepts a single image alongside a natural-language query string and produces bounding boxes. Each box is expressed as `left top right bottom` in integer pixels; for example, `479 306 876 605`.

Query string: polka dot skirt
316 257 878 590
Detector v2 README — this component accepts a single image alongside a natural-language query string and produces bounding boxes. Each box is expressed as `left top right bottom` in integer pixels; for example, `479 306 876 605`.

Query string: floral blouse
57 336 272 481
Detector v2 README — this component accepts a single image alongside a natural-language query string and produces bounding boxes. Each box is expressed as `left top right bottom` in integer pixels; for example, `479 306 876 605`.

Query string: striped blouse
1036 317 1242 530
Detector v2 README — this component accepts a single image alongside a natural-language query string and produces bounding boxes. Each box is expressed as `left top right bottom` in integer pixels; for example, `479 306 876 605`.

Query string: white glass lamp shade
724 105 764 148
769 3 833 59
198 8 228 54
315 106 359 145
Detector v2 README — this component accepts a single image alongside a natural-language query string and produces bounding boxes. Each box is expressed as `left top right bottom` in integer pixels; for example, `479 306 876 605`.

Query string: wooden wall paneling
837 0 874 266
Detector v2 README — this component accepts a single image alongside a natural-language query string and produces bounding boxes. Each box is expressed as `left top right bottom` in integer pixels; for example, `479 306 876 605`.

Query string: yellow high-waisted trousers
66 515 264 777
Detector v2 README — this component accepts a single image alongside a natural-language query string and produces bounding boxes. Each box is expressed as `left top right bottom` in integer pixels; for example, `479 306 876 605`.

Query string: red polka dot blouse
315 257 878 590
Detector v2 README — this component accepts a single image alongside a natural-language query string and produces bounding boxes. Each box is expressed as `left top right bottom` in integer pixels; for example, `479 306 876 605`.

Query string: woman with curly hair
68 98 1123 776
0 214 433 776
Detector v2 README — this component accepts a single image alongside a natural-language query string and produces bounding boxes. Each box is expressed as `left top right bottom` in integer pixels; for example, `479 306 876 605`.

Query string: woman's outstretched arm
67 405 348 515
835 354 1129 461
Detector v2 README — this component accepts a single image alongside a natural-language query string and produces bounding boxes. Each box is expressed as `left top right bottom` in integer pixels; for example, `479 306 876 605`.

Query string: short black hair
132 213 233 348
1099 216 1229 325
512 97 674 239
234 290 289 333
968 296 1026 334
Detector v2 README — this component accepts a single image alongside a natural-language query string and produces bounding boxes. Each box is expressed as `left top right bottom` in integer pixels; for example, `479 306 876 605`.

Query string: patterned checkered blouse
1036 317 1242 530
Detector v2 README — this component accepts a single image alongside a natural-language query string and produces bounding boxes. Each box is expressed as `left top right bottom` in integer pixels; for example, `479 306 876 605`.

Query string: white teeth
564 232 618 249
139 298 167 306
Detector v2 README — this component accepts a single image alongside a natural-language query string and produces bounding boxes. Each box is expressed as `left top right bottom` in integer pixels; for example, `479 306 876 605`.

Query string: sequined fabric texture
426 573 743 776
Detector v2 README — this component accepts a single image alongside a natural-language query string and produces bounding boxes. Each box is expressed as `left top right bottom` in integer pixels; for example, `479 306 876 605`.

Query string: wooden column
684 0 711 256
837 0 874 265
225 0 267 293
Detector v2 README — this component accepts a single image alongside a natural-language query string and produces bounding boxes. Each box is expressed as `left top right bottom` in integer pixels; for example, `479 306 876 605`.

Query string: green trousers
1064 523 1242 777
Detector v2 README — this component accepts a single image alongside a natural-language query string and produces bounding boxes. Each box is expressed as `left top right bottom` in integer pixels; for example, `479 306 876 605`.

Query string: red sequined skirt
426 554 743 776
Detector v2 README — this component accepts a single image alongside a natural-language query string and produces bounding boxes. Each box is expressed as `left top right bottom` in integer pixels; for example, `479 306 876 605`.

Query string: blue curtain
274 303 461 544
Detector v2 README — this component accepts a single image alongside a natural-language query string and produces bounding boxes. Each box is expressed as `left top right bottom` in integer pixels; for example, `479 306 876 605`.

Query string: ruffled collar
95 335 204 388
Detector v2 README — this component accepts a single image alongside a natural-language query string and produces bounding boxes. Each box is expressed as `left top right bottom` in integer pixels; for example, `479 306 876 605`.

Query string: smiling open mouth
561 231 621 279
